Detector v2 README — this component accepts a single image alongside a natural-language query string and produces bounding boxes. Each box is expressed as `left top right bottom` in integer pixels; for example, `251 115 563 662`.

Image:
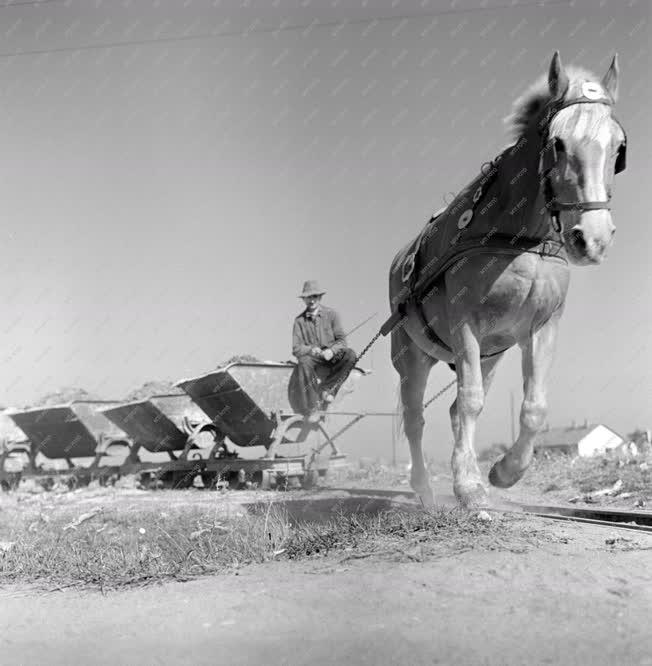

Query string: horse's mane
504 65 599 139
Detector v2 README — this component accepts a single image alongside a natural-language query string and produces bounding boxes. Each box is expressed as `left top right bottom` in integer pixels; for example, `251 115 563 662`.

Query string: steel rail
330 486 652 534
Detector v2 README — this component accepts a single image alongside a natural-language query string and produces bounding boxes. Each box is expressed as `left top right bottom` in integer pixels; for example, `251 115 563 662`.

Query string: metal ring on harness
480 161 494 176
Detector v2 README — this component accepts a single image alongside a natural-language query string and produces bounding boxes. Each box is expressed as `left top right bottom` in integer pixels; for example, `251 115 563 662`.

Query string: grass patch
522 453 652 504
284 508 550 562
0 499 551 590
0 503 290 590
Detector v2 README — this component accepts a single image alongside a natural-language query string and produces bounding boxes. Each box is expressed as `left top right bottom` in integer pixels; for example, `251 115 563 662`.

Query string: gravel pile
32 388 102 407
218 354 262 367
126 380 184 401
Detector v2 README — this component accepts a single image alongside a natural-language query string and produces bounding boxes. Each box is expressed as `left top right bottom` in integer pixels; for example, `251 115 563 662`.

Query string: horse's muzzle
566 222 614 265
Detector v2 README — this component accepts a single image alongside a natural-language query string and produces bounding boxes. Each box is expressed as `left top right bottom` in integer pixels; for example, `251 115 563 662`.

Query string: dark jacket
292 306 347 359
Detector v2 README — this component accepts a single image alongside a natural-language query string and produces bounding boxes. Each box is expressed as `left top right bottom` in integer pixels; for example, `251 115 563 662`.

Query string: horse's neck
497 129 551 240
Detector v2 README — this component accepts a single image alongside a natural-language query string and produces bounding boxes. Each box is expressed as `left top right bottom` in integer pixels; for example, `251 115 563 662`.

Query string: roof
536 423 622 449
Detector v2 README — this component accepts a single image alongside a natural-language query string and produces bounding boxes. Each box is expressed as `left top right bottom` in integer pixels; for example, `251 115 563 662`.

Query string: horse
388 52 627 509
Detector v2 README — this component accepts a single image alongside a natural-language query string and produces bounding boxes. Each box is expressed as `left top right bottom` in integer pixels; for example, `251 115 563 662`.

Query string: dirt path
2 519 651 666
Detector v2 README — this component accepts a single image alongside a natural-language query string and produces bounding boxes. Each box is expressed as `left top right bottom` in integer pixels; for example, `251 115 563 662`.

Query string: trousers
288 348 357 416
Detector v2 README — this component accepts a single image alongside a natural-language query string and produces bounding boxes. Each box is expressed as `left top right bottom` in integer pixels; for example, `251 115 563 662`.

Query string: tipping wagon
175 360 368 490
8 401 132 489
100 393 218 489
2 362 368 492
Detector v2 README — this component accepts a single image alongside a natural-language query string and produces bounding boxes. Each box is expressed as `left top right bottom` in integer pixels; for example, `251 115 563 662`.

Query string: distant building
534 422 624 457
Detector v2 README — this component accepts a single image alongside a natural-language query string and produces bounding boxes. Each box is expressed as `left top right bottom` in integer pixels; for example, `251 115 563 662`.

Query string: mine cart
8 401 131 489
101 394 218 489
176 361 367 490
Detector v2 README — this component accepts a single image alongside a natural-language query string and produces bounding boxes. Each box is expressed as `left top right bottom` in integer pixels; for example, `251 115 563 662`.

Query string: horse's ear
548 51 569 100
602 54 619 103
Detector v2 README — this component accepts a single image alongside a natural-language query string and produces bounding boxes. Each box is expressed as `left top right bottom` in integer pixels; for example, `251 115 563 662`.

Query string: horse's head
539 52 626 265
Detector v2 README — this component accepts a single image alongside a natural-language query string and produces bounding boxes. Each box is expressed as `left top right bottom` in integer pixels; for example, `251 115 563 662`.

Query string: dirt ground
2 517 651 665
1 479 652 665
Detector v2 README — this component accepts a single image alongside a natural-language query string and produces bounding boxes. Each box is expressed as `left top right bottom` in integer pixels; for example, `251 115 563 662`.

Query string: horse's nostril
571 228 586 252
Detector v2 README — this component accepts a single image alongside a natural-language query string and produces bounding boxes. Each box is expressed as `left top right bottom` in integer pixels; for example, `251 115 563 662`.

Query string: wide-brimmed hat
298 280 326 298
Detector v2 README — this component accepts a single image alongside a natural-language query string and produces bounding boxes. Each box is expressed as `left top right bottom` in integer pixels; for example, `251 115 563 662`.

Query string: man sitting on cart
289 280 357 421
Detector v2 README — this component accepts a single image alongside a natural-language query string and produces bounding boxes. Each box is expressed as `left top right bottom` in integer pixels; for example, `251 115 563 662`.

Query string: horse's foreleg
392 330 436 507
450 323 488 508
449 352 503 441
489 315 559 488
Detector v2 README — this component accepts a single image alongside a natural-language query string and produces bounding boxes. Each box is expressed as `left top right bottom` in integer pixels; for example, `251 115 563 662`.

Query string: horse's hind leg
391 327 437 507
489 315 559 488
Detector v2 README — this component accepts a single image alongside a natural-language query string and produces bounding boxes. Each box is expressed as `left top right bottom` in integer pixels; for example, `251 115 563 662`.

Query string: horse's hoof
488 458 525 489
454 483 490 509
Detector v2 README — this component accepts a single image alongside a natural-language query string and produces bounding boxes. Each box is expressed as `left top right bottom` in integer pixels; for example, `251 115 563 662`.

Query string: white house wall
577 425 624 457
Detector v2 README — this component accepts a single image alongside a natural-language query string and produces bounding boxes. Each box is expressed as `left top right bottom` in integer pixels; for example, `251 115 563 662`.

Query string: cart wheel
171 472 192 489
301 470 319 490
40 477 55 491
138 472 160 490
201 472 217 490
158 472 175 489
260 470 276 491
67 476 79 491
0 480 9 492
275 474 289 491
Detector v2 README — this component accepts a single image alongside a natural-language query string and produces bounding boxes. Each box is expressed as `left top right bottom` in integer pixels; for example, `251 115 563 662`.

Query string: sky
0 0 650 462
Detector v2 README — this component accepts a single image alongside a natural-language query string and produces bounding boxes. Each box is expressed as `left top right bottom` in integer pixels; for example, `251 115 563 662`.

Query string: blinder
539 138 561 176
615 141 627 174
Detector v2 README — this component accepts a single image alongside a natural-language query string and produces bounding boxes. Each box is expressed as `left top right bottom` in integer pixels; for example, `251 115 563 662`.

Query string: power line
0 0 571 59
0 0 62 8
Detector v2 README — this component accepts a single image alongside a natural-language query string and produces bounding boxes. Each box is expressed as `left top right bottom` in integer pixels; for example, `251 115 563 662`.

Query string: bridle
538 94 627 234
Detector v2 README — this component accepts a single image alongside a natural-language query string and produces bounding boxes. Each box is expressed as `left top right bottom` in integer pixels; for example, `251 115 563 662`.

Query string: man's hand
311 347 322 357
321 348 334 362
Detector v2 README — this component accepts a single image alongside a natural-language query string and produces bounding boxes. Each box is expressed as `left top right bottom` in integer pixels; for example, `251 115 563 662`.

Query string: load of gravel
218 354 262 368
125 380 184 401
32 387 102 407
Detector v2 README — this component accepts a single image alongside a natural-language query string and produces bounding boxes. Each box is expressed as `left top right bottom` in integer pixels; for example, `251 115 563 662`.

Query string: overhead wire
0 0 572 59
0 0 62 8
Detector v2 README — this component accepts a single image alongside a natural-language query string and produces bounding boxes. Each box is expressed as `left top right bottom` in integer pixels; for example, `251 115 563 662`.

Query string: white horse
388 52 626 508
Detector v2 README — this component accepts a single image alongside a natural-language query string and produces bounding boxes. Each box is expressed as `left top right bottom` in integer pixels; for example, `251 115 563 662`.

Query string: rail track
326 487 652 534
